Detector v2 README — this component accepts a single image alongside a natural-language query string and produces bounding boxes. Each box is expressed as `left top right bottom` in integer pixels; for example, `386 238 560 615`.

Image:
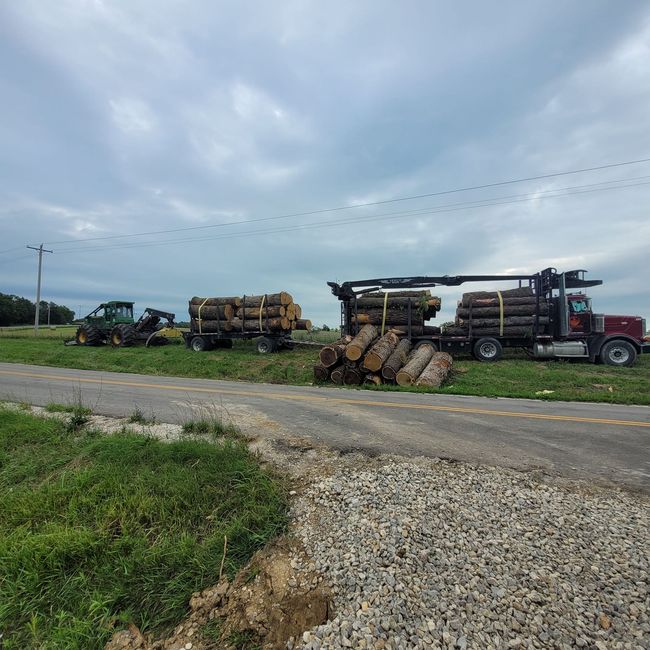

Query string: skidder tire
76 325 101 346
473 337 503 362
600 340 636 367
110 324 136 348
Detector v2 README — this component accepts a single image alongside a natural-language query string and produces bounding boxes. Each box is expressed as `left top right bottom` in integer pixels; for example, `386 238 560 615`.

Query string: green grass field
0 408 286 648
0 333 648 405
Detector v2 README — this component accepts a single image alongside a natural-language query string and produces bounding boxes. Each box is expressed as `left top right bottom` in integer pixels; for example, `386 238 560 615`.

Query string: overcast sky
1 0 649 326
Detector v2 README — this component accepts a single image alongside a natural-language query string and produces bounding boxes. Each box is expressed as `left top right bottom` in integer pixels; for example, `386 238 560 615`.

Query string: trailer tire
256 337 277 354
599 340 636 367
190 336 208 352
473 337 503 362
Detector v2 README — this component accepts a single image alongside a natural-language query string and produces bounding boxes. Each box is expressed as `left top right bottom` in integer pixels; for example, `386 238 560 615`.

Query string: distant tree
0 292 74 326
321 324 330 331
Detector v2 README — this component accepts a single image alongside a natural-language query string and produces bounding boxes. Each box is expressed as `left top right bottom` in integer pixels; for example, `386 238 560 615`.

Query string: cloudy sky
1 0 649 326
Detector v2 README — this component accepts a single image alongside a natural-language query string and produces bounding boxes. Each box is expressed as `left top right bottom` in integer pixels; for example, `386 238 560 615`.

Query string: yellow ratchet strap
197 298 209 335
259 294 266 332
497 290 504 337
381 292 389 336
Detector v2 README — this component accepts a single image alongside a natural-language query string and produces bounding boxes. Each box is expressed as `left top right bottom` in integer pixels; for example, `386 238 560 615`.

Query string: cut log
188 304 234 320
364 373 383 386
294 304 302 319
229 317 291 331
456 316 549 328
354 297 441 311
285 303 296 320
313 364 331 382
343 366 364 385
345 324 378 361
396 344 435 386
363 331 400 372
190 318 234 332
319 335 353 368
366 290 432 298
382 338 412 382
352 310 425 326
242 292 293 307
415 352 453 388
330 366 345 385
443 325 538 337
460 286 533 307
294 319 312 331
235 306 285 318
463 296 543 308
190 296 242 307
456 304 548 318
387 325 441 336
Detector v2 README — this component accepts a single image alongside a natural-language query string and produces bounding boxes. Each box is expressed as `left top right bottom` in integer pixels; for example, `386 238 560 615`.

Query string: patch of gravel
290 460 649 650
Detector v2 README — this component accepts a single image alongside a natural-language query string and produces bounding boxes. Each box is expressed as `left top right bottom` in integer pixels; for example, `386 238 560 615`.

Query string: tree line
0 293 75 326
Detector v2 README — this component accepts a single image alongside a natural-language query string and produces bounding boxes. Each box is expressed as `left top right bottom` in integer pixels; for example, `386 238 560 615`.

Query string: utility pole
27 244 53 333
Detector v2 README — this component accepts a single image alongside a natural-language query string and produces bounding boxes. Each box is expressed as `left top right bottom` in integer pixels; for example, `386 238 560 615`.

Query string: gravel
290 460 649 649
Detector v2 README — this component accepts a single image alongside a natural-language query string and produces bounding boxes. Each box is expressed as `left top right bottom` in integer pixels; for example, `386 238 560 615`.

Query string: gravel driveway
291 459 649 650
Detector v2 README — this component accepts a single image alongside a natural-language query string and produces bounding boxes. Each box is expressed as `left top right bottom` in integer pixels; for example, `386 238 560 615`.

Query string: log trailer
328 268 649 366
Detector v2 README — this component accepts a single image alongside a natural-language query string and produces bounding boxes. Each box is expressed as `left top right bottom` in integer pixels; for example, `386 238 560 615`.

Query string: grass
128 405 156 426
181 418 243 440
0 335 648 405
0 408 287 649
45 401 92 416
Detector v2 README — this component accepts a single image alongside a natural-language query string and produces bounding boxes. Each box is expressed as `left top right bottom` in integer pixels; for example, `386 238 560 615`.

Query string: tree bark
382 338 412 382
363 331 400 372
294 304 302 319
313 364 331 382
353 310 425 326
443 325 538 337
456 304 548 318
319 335 353 367
345 324 378 361
294 319 312 330
415 352 453 388
343 366 364 385
229 317 291 331
188 304 234 320
242 292 293 307
330 366 345 384
386 325 440 336
460 286 533 307
235 306 285 318
354 297 440 310
364 373 383 386
190 318 234 332
396 344 435 386
456 316 549 328
461 296 542 308
366 290 432 298
190 296 242 307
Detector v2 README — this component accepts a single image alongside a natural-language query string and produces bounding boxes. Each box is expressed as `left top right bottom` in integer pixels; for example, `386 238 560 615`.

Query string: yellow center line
1 368 649 428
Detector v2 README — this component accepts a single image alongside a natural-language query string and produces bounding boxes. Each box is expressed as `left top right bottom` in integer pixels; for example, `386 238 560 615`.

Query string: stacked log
189 292 309 334
313 328 452 389
442 286 550 338
349 290 440 335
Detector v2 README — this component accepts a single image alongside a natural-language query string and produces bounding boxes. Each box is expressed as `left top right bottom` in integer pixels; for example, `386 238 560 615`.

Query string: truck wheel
76 325 101 346
256 337 277 354
190 336 208 352
473 337 503 362
110 324 136 347
600 340 637 367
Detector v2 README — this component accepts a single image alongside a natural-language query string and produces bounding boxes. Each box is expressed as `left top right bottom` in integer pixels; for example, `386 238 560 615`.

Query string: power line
43 156 650 246
54 176 650 255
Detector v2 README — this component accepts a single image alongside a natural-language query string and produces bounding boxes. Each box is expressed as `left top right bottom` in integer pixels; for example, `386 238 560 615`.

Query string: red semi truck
328 268 649 366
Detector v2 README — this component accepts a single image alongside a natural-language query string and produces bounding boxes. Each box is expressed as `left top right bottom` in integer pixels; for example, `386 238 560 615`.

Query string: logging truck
328 268 649 366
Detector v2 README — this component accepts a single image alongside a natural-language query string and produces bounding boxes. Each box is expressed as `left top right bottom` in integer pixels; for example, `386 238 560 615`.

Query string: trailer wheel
190 336 208 352
256 337 277 354
473 337 503 362
600 340 636 367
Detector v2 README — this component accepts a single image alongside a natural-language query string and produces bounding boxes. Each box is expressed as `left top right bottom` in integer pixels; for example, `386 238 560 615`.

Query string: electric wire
41 156 650 246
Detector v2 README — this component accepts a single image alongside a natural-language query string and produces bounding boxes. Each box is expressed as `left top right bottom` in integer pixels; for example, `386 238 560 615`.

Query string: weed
18 401 31 411
45 402 92 415
0 407 287 648
200 618 224 641
182 418 243 441
128 405 155 425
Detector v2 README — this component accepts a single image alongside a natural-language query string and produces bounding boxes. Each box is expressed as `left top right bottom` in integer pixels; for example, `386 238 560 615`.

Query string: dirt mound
105 538 331 650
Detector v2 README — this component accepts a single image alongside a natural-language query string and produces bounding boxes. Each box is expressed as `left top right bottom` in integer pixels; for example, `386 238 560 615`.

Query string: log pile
442 286 550 338
313 325 453 388
350 291 441 336
189 293 311 334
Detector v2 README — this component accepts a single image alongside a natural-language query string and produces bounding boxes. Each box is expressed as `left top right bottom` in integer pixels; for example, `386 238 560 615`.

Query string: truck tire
256 337 277 354
76 325 101 346
190 336 208 352
473 337 503 362
110 324 136 347
599 340 637 367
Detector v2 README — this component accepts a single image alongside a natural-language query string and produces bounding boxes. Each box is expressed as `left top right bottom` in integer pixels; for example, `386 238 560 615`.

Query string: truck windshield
115 305 133 318
569 299 590 313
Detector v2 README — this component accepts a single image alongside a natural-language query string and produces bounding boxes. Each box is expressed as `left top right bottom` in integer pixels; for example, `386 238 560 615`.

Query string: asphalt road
0 362 648 492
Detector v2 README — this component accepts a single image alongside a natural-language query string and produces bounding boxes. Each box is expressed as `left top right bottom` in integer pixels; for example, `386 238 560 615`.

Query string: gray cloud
1 1 649 326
